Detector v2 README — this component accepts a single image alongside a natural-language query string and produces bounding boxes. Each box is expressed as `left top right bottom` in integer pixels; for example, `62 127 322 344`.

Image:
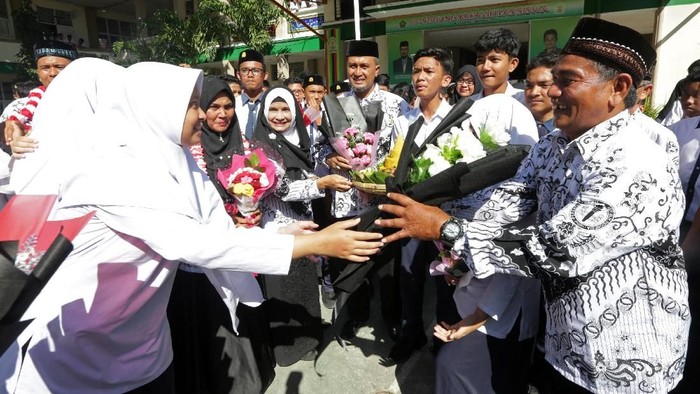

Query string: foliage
113 0 286 66
214 0 285 54
12 0 44 81
642 95 663 119
113 0 227 66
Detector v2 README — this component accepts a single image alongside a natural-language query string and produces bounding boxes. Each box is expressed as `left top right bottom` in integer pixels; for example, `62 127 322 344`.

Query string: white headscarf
11 60 217 223
262 87 299 145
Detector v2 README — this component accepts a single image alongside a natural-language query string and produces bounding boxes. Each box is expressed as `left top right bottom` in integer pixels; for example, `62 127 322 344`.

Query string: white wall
653 3 700 106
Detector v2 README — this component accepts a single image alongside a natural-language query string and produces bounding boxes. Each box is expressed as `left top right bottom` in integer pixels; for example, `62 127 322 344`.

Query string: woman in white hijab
1 59 381 393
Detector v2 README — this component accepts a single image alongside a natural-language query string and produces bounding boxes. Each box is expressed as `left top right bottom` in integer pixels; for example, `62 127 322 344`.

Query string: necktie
245 100 258 140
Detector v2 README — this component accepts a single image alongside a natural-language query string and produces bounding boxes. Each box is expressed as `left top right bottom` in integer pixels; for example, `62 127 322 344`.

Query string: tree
114 0 286 66
12 0 45 81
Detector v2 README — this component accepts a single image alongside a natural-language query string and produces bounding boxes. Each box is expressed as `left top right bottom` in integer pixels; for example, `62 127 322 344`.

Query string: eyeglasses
456 79 475 86
240 67 264 76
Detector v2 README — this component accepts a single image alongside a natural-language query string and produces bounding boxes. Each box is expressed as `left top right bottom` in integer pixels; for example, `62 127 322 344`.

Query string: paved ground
265 278 438 394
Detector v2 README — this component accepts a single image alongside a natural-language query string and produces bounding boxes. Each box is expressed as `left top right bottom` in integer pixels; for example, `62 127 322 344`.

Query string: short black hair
400 41 409 48
688 59 700 74
543 29 558 40
13 81 36 97
412 47 454 76
219 74 241 85
591 60 637 108
284 76 303 86
376 73 390 88
262 80 271 88
526 52 558 74
474 28 521 58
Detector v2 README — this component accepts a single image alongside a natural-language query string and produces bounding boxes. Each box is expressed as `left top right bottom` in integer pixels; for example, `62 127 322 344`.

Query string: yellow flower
232 183 255 197
380 136 404 171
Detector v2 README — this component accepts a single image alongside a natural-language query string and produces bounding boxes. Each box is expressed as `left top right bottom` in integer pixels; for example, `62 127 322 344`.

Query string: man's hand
376 193 450 243
7 121 37 159
326 152 351 171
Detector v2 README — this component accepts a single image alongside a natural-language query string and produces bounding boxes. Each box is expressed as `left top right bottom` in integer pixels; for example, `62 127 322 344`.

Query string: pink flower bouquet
330 128 380 171
217 148 279 217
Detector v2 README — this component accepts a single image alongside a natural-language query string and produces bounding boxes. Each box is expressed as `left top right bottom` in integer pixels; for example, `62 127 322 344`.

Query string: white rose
455 131 486 163
436 131 454 149
428 155 451 176
422 144 443 161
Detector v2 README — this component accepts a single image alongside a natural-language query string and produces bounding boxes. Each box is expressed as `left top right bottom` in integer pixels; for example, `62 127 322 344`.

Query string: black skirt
167 269 276 394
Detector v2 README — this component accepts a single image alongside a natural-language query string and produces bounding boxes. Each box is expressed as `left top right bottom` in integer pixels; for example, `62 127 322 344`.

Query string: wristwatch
439 217 464 248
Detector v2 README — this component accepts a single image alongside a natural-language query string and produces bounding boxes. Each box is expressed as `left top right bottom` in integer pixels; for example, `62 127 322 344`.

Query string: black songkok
303 74 325 88
34 39 78 61
346 40 379 58
562 17 656 87
238 49 265 66
331 81 351 94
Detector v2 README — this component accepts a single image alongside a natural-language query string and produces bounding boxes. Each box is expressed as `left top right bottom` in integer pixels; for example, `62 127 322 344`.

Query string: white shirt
1 203 293 393
631 108 680 167
449 111 688 392
392 99 453 147
236 91 263 138
661 99 684 127
470 82 526 106
670 115 700 221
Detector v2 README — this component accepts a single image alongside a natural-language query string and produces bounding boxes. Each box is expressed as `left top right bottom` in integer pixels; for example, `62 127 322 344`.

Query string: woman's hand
279 220 318 235
326 153 351 171
292 218 383 262
317 174 352 192
233 209 261 228
433 308 489 343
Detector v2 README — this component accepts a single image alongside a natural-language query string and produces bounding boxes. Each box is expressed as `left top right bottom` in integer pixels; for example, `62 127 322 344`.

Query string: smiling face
346 56 380 94
181 87 205 147
267 100 293 133
548 54 627 140
412 56 451 102
525 66 554 121
206 92 235 133
455 72 476 98
476 49 518 95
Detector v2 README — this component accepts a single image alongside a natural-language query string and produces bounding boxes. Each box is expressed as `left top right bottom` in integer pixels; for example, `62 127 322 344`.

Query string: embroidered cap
346 40 379 58
34 39 78 62
303 74 325 88
562 17 656 87
238 49 265 66
331 81 351 94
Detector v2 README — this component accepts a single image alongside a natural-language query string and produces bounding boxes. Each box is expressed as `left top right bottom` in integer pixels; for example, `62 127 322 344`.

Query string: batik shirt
314 84 409 218
446 111 689 393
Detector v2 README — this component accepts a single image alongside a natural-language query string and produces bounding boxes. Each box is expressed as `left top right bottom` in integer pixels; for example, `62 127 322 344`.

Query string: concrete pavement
265 278 438 394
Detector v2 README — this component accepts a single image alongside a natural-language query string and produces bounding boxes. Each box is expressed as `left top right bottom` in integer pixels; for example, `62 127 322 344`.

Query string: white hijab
11 60 216 223
262 87 299 145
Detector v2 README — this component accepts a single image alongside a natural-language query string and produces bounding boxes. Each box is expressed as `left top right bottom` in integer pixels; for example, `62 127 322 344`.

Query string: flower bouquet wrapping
0 195 94 355
323 93 384 172
216 148 281 217
334 98 532 293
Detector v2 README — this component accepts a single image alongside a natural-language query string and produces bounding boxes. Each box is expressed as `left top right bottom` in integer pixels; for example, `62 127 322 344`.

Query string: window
0 0 11 37
271 61 305 82
36 6 73 27
97 17 136 48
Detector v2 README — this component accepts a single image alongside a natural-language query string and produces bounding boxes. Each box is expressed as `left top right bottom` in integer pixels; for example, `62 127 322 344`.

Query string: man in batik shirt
377 18 689 393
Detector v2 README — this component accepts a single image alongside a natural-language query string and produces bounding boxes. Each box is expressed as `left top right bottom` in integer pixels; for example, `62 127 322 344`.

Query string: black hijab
199 76 244 201
453 65 483 102
252 87 314 216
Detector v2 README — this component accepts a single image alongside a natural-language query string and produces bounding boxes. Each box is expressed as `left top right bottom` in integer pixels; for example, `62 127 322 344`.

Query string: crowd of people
0 16 699 394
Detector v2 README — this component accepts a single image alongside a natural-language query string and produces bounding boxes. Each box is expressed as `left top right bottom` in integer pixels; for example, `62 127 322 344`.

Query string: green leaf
407 157 432 186
248 153 260 168
479 130 499 150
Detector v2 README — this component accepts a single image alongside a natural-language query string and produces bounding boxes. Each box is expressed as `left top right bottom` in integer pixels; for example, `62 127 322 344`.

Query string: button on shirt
448 111 689 392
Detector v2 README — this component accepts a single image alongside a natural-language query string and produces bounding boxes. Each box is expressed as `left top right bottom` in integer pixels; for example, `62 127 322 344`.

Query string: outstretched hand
316 218 383 262
375 193 450 243
433 309 489 343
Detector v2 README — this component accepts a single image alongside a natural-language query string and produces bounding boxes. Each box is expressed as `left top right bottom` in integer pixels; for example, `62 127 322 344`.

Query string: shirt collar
350 83 381 103
567 111 631 162
241 91 261 106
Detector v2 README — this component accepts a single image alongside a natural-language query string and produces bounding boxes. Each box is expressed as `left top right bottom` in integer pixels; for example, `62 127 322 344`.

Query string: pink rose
363 132 375 144
349 157 361 167
360 155 371 166
352 143 367 155
343 127 358 136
